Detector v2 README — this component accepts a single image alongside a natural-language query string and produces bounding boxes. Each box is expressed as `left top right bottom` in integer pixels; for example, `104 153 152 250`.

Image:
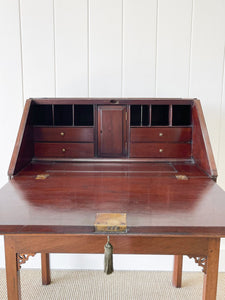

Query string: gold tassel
104 236 114 275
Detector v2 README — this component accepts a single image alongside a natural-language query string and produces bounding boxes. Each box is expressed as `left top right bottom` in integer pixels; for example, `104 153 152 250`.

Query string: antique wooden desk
0 98 225 300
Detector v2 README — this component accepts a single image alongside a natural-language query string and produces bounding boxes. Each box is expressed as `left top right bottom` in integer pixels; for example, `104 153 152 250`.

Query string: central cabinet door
98 106 127 157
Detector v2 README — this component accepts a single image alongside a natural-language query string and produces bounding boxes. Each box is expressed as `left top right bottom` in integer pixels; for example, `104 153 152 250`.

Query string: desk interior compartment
172 105 192 126
74 105 94 126
151 105 169 126
130 105 149 126
54 105 73 126
32 104 53 126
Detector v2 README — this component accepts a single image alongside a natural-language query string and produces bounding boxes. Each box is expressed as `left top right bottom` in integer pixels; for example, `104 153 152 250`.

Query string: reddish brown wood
8 100 34 177
1 163 225 236
1 98 223 300
4 236 21 300
130 143 191 158
172 255 183 288
130 127 192 142
41 253 51 285
33 127 94 142
98 105 127 157
32 98 194 105
192 100 217 179
3 234 218 300
7 234 209 256
34 142 94 158
203 238 220 300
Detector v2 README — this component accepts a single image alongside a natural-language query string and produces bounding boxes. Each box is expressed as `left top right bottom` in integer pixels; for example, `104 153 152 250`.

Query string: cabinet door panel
98 106 127 157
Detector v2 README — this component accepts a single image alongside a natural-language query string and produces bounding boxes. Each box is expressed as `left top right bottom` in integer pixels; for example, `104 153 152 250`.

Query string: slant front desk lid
0 162 225 236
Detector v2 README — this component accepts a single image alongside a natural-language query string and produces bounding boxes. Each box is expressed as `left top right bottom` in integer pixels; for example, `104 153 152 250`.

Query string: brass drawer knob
60 132 65 136
159 132 163 137
159 149 163 153
62 148 66 152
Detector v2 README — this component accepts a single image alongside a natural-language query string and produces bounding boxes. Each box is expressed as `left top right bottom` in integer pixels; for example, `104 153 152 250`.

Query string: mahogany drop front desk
1 98 225 300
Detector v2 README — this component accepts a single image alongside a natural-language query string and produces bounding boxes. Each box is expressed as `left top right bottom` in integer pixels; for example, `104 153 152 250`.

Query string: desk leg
41 253 51 285
4 236 21 300
203 238 220 300
172 255 183 288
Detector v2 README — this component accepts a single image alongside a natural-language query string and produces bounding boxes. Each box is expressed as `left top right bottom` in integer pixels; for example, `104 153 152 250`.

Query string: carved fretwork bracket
16 253 36 271
188 256 207 274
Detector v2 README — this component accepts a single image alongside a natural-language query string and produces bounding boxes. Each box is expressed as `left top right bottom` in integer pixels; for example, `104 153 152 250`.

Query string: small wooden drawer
130 128 192 142
34 142 94 158
130 143 191 158
33 127 94 142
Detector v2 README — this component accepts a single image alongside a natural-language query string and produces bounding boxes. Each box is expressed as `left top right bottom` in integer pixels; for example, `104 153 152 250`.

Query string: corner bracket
16 253 36 270
188 256 207 274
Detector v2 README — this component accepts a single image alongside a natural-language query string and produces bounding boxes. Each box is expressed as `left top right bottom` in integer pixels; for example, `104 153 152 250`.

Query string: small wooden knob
60 132 65 136
159 149 163 153
159 132 163 137
62 148 66 152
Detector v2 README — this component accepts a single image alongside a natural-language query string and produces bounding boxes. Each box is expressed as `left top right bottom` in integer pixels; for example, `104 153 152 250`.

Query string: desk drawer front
33 127 94 142
130 143 191 158
130 127 192 142
34 142 94 158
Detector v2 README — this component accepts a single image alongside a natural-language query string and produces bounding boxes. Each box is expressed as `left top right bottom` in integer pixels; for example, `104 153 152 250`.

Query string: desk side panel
8 99 34 177
192 100 217 179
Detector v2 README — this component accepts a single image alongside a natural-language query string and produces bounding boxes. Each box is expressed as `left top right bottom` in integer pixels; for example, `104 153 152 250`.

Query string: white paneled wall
89 0 122 97
20 0 55 98
0 1 23 188
123 0 157 96
54 0 88 96
189 0 225 161
156 0 193 97
0 0 225 271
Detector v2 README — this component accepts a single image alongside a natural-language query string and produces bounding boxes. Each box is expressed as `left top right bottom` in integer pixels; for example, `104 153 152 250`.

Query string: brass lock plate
94 213 127 233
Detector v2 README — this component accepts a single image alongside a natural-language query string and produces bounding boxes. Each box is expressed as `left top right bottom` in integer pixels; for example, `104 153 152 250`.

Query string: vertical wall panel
218 52 225 191
89 0 122 97
189 0 225 162
54 0 88 97
20 0 55 99
123 0 157 97
0 0 23 268
156 0 192 97
0 1 23 188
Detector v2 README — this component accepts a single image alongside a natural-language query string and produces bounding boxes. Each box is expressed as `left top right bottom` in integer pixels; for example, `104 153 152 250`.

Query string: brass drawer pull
62 148 66 152
159 132 163 137
60 132 65 136
159 149 163 153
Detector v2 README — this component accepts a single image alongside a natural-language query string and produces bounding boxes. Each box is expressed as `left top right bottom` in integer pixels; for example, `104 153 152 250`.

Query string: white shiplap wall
0 0 225 272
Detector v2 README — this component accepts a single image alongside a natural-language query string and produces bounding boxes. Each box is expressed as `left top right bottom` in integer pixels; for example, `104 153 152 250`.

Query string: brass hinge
175 174 188 180
125 112 128 121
